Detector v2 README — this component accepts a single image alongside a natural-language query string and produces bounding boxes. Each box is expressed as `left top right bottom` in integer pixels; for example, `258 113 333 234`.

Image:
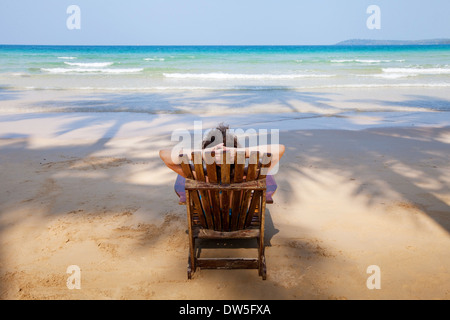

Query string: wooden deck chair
179 150 272 280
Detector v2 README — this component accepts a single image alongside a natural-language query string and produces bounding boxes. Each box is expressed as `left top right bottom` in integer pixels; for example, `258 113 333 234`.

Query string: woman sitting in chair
160 124 284 279
159 123 285 178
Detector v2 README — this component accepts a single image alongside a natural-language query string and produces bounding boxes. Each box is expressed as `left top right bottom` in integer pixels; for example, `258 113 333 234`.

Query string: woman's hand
202 143 225 163
203 143 224 153
202 144 241 164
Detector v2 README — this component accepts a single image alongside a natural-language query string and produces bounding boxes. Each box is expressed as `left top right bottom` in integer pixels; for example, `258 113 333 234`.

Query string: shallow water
0 45 449 114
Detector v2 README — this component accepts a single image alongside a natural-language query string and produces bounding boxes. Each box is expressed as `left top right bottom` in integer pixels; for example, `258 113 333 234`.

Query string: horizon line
1 43 450 47
1 38 450 47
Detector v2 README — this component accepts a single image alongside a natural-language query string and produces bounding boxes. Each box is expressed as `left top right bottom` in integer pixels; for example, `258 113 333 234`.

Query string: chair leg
257 237 262 276
259 192 267 280
260 255 267 280
257 236 266 280
187 255 192 280
186 191 196 280
187 237 196 280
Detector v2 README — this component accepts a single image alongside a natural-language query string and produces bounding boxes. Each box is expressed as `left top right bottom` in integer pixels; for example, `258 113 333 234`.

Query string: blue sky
1 0 449 45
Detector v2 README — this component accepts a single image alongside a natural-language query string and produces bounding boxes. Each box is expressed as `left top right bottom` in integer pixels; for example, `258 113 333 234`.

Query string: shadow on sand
0 89 449 299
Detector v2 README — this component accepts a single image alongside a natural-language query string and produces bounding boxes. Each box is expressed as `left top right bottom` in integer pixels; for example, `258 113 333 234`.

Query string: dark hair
202 123 239 149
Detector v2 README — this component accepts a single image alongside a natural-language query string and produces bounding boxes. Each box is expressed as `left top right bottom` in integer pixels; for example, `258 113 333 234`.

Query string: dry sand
0 114 449 300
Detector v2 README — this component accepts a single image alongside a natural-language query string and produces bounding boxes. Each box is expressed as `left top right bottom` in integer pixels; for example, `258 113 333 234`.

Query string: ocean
0 45 449 114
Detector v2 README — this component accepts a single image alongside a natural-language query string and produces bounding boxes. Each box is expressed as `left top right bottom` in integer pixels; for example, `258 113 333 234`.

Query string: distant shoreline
1 42 450 48
336 39 450 46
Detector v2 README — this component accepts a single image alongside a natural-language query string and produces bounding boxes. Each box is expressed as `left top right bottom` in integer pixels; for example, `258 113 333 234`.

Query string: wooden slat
190 190 207 228
234 150 246 182
191 151 205 179
247 151 259 179
192 151 214 229
185 179 266 191
221 150 232 182
220 150 231 231
180 154 207 228
197 258 259 269
259 153 272 180
179 154 193 179
245 152 266 227
194 227 260 239
238 151 259 229
205 151 221 231
246 190 262 228
230 151 245 231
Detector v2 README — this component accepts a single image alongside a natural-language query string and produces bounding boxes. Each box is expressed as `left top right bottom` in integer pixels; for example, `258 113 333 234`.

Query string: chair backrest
180 150 272 232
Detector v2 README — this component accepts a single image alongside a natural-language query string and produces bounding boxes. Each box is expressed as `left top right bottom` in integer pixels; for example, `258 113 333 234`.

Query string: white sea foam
71 86 215 91
144 58 165 61
361 73 415 79
331 59 401 64
318 83 450 89
163 72 335 80
382 67 450 75
332 59 380 63
41 67 143 74
376 74 414 79
57 56 77 60
64 62 114 67
18 83 450 93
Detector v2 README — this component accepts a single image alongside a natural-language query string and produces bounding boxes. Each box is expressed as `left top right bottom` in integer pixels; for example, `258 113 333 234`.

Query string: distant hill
336 39 450 46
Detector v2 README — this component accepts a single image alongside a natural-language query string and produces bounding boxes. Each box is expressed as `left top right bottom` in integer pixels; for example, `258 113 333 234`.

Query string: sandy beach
1 0 450 302
0 108 449 300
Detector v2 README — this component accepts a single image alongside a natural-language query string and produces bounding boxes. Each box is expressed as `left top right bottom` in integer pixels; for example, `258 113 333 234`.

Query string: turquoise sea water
0 45 449 113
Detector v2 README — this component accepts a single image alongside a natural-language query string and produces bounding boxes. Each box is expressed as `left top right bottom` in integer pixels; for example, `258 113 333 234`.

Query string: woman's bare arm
159 143 225 178
159 148 185 177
